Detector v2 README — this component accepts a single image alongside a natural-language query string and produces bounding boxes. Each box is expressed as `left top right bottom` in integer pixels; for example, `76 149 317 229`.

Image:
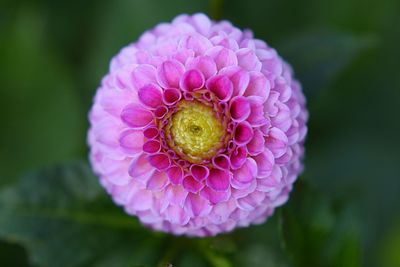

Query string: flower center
166 100 225 163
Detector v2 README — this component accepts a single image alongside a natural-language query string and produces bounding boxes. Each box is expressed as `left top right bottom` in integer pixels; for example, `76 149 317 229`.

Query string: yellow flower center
166 100 225 163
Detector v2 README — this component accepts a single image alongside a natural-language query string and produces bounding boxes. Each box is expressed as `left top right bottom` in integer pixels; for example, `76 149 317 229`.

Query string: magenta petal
166 165 184 185
147 171 169 191
180 69 205 91
207 169 230 191
229 96 251 122
212 154 230 170
143 140 161 154
163 88 182 105
201 186 231 204
143 126 159 139
119 129 144 155
206 75 233 102
183 175 205 193
254 149 274 177
230 146 247 169
247 129 265 156
154 106 168 119
157 59 185 88
148 153 171 170
121 104 153 128
190 164 209 181
138 83 162 108
233 158 257 184
234 121 254 145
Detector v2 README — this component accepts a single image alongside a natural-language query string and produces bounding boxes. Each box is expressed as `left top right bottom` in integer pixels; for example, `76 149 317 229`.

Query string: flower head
88 13 308 236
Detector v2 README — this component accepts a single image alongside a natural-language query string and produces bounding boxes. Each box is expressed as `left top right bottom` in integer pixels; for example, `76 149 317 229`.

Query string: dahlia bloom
88 13 308 236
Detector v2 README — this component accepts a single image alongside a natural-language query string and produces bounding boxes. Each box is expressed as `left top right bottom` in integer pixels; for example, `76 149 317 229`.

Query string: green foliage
1 0 400 266
0 161 164 267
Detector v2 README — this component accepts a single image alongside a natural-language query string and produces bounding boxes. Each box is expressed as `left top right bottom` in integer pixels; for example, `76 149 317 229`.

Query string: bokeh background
1 0 399 266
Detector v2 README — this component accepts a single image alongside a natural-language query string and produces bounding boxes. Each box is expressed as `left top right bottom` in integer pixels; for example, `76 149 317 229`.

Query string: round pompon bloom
88 13 308 236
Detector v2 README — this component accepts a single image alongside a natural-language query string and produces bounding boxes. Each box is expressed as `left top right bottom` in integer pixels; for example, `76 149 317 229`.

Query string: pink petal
166 165 184 185
244 71 270 101
206 75 233 102
183 175 205 193
142 140 161 154
166 205 191 225
190 164 209 181
219 66 250 96
265 127 288 158
232 158 257 184
119 129 144 155
212 154 230 170
99 88 137 117
128 154 154 182
236 48 262 71
179 34 212 55
163 88 181 105
205 46 238 70
234 121 254 145
206 169 230 192
247 129 265 156
121 104 153 128
180 69 205 91
263 91 280 117
130 190 153 211
257 165 283 191
186 55 217 79
138 83 162 108
229 96 251 122
131 64 157 90
190 13 212 36
247 96 268 126
165 185 188 207
148 153 171 170
147 171 169 191
184 193 212 217
271 102 291 132
201 186 231 204
230 146 247 169
157 59 185 88
254 149 274 177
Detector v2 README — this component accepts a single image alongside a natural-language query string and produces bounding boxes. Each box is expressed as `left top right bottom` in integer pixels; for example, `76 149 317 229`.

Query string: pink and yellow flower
88 13 308 236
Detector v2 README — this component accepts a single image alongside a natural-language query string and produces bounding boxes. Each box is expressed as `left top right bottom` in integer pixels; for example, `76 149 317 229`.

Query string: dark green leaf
0 161 164 267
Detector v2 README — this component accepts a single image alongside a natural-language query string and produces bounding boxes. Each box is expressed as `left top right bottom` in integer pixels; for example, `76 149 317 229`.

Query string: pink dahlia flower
88 13 308 236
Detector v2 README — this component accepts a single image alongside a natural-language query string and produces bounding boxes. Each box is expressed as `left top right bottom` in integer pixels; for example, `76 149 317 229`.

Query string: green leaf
0 161 164 267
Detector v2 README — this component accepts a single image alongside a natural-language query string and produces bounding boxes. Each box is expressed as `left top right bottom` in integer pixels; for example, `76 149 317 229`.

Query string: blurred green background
1 0 399 266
